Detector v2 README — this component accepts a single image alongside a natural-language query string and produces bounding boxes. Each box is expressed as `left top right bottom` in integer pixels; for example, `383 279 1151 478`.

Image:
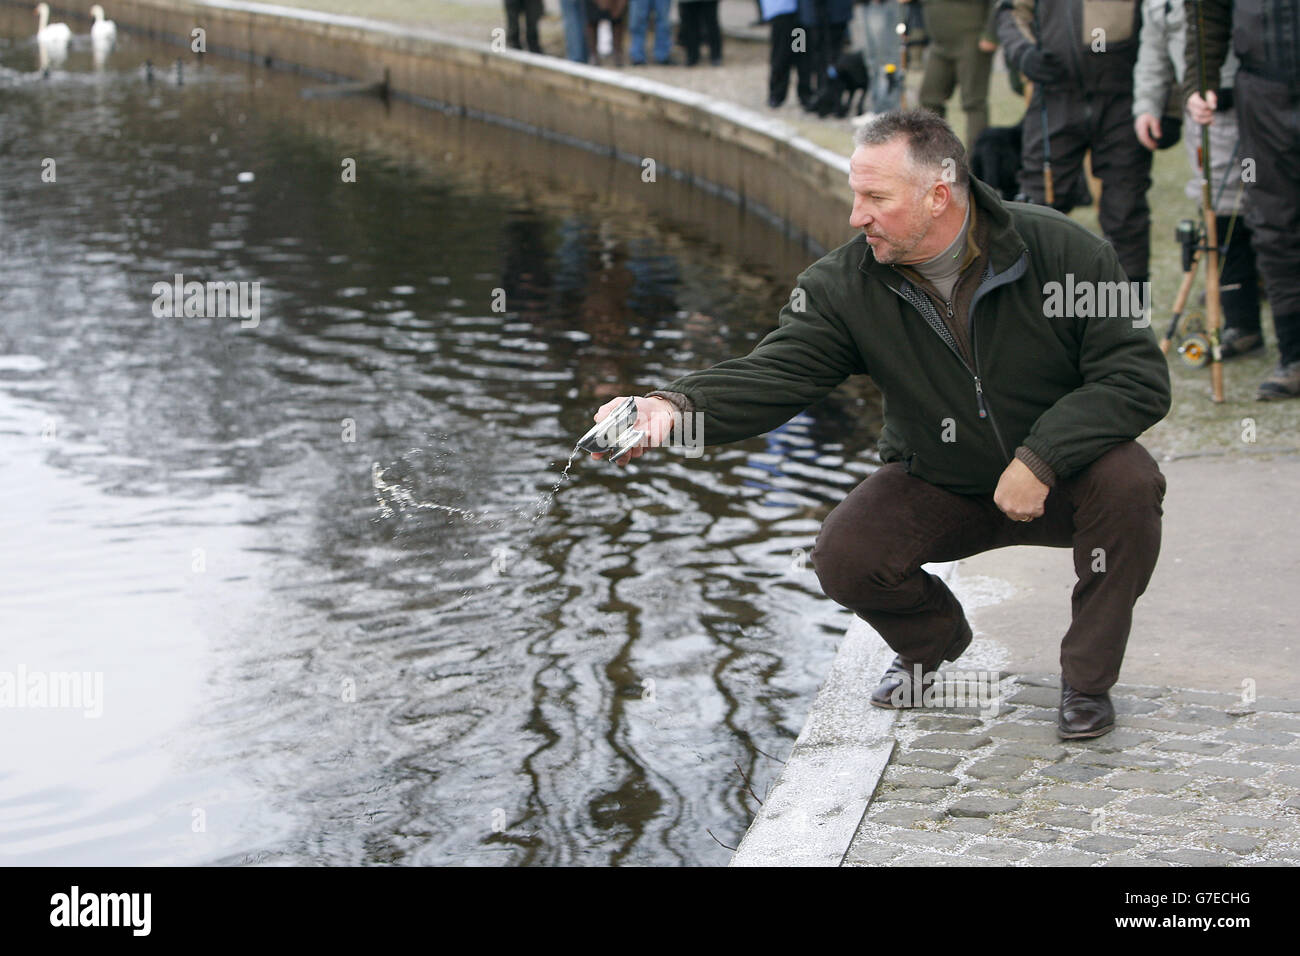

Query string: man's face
848 141 936 265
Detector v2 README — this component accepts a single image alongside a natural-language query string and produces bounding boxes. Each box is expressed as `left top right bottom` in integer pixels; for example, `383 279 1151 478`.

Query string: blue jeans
629 0 673 63
860 0 900 113
561 0 588 62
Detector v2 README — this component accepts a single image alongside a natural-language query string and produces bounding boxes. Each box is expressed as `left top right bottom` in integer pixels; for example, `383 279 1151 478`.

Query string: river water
0 12 883 865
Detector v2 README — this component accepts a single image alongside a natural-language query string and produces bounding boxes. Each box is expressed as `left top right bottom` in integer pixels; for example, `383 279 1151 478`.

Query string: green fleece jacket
648 176 1171 496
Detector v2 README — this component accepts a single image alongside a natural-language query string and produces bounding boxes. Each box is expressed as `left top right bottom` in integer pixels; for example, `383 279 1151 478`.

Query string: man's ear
930 181 952 218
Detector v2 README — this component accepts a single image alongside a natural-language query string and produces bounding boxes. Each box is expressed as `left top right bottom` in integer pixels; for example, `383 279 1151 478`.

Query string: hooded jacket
648 176 1171 496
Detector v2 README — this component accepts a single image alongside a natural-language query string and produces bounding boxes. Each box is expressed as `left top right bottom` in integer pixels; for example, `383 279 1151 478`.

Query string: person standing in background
504 0 545 53
917 0 998 147
859 0 903 115
998 0 1153 288
764 0 815 106
679 0 723 65
800 0 854 106
1187 0 1300 400
561 0 590 62
629 0 676 64
1133 0 1261 360
586 0 629 65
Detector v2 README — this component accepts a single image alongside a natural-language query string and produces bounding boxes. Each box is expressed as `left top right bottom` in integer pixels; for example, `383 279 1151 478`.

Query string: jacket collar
857 175 1028 284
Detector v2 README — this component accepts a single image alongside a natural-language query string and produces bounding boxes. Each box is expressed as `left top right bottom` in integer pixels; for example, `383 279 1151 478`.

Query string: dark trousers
1020 87 1153 280
805 16 849 100
769 12 814 105
809 441 1167 695
1217 214 1261 335
917 5 994 147
505 0 543 52
679 2 722 64
1235 69 1300 361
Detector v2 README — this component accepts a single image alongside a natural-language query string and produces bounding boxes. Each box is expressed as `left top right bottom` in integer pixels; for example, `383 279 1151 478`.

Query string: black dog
970 118 1023 201
810 49 870 119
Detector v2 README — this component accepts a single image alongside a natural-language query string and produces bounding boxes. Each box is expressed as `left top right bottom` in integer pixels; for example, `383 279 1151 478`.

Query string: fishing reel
1178 332 1213 368
1172 217 1213 368
1175 217 1201 273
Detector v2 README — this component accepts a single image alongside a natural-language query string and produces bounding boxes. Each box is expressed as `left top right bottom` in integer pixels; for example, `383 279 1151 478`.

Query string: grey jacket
1134 0 1245 215
1132 0 1238 119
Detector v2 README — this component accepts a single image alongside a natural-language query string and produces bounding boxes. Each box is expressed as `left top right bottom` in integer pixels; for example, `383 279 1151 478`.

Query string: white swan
35 3 70 70
35 3 72 48
90 5 117 47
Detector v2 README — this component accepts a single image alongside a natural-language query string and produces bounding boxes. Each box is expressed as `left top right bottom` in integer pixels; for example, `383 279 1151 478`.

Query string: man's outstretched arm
591 262 868 461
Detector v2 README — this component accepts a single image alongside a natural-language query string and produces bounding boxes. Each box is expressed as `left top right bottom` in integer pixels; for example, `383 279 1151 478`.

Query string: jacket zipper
967 301 1011 462
889 280 1012 463
966 252 1030 459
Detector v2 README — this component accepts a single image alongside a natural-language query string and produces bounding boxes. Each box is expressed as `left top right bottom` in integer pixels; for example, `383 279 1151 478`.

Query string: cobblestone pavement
844 674 1300 866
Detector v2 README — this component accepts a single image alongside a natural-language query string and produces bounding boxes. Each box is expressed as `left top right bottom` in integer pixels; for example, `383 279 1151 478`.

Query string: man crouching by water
590 109 1170 740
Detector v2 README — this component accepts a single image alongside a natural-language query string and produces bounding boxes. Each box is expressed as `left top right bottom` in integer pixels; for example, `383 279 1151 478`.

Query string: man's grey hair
852 109 971 202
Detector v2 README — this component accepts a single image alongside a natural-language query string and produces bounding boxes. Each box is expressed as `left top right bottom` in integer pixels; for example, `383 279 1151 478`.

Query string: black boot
870 619 973 709
1258 313 1300 400
1058 680 1115 739
1220 327 1264 359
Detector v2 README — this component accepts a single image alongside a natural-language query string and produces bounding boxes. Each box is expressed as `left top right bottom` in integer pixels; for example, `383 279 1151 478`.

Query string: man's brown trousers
810 441 1167 695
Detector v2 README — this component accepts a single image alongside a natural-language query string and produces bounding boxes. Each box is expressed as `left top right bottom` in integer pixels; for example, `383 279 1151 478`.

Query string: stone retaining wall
36 0 854 256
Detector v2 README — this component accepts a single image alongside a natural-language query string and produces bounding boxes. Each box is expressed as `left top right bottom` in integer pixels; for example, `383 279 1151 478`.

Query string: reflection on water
0 13 883 865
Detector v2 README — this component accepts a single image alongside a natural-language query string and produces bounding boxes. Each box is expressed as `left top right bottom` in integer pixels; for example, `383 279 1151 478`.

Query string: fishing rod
895 21 908 109
1159 139 1243 357
1193 0 1225 402
1033 4 1053 205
